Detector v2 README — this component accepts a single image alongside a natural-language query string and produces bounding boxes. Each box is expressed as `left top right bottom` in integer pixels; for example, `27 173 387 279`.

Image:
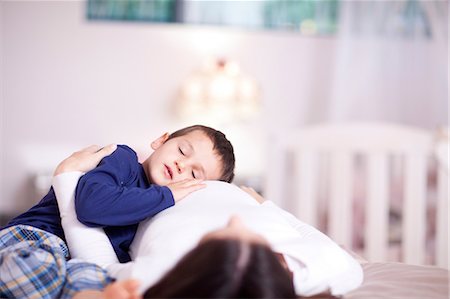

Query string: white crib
264 122 448 268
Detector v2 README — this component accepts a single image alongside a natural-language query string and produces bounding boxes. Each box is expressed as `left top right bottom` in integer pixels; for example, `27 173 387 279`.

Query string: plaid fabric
0 225 113 299
61 259 113 299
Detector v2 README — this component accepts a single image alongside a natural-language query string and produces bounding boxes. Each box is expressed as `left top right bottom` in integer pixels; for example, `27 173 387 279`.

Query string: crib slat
436 164 449 268
265 135 288 208
294 150 318 227
329 152 353 248
403 153 427 265
365 153 389 262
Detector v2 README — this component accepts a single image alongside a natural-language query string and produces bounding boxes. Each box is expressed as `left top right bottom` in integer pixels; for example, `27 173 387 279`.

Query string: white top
53 172 363 297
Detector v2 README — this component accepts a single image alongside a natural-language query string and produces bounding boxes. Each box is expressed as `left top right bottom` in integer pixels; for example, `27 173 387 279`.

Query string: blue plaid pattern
61 259 113 299
0 225 113 299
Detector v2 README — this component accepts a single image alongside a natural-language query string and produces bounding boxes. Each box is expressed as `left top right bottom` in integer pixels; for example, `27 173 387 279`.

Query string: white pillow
130 181 261 261
126 181 298 292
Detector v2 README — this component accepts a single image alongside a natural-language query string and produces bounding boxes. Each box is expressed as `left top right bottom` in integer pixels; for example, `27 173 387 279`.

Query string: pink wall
0 1 447 213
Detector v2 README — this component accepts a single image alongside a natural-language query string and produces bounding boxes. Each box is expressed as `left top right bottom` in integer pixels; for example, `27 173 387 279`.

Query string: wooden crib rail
264 122 448 268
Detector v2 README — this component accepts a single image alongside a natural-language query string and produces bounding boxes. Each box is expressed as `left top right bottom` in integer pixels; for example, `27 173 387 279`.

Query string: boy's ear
151 132 170 150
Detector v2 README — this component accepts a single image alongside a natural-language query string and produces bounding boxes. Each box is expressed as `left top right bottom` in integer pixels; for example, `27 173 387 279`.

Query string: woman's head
144 216 296 298
200 215 270 246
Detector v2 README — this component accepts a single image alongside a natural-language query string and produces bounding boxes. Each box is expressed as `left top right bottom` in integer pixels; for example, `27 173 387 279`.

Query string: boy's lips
164 164 173 180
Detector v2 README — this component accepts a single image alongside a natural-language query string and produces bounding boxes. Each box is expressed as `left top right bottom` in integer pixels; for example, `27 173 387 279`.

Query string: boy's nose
175 161 185 173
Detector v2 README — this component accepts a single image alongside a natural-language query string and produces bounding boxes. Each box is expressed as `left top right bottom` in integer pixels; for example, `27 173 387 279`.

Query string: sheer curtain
328 0 448 129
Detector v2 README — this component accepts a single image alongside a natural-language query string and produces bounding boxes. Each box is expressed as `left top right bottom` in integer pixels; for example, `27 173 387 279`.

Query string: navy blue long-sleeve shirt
5 145 175 262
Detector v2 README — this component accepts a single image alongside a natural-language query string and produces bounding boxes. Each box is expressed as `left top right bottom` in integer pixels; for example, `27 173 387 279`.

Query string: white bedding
53 173 363 297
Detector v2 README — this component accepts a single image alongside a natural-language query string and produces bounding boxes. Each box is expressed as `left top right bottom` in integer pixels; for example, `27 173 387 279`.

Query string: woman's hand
54 144 117 176
102 279 142 299
240 186 266 204
72 279 142 299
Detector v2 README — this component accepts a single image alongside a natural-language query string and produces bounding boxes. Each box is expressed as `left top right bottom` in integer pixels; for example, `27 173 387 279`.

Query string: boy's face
143 130 223 186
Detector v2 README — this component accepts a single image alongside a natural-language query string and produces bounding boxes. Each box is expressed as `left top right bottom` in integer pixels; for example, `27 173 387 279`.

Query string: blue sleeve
74 145 175 227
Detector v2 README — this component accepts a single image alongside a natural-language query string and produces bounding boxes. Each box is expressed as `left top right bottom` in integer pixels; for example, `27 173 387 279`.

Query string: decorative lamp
176 58 261 124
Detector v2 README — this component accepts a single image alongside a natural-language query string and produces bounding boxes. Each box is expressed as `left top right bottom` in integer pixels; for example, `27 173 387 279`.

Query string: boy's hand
240 186 266 204
54 144 117 176
167 179 206 202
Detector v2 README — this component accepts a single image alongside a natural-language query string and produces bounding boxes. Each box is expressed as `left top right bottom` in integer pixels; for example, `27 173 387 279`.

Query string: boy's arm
75 145 174 227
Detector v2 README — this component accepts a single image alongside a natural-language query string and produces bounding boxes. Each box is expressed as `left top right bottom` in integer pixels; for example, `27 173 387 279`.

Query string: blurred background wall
0 1 447 218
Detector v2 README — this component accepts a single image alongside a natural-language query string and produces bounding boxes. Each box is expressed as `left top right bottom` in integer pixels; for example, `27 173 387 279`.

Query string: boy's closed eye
179 147 185 156
178 147 197 178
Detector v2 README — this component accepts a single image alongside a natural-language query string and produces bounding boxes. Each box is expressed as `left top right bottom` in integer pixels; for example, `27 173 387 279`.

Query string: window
86 0 340 36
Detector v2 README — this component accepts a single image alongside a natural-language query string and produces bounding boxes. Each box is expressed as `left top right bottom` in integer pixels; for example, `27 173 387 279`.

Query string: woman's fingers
54 144 117 175
121 279 141 294
240 185 266 204
104 279 142 299
78 144 117 155
95 144 117 158
80 145 102 153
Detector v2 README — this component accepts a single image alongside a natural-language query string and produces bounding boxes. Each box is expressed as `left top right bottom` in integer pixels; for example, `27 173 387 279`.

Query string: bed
299 260 449 299
342 261 449 299
7 122 448 298
264 122 449 298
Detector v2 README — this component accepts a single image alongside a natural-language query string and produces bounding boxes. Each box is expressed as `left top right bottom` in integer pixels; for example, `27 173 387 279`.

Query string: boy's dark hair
167 125 235 183
144 239 297 298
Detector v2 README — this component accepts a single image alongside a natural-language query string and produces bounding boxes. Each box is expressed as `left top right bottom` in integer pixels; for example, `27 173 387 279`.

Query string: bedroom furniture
265 122 448 268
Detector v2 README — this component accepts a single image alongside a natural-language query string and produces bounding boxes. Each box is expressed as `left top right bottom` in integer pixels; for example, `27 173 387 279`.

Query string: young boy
0 125 235 299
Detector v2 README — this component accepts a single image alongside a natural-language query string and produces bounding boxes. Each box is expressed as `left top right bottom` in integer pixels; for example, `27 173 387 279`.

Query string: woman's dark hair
167 125 235 183
144 239 296 298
